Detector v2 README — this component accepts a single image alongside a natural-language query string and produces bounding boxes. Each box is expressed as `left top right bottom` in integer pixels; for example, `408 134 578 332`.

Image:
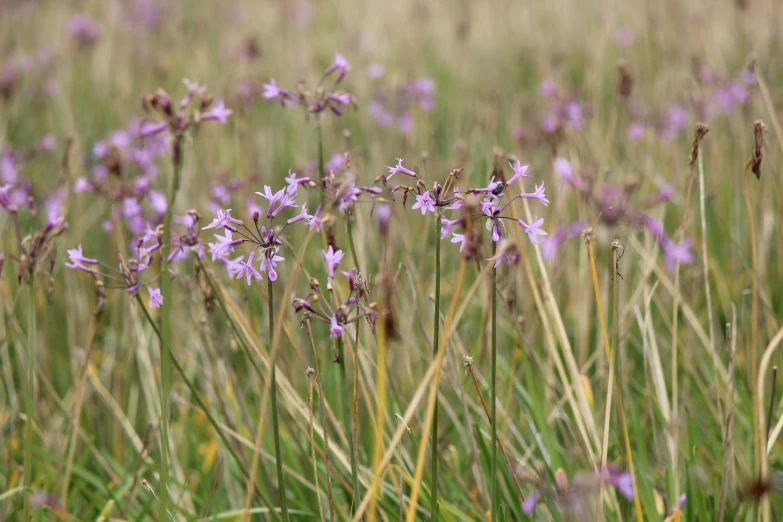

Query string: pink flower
212 229 243 257
260 250 285 282
65 244 98 272
412 191 435 215
233 251 263 286
308 204 323 232
329 315 344 338
323 245 344 279
286 204 312 224
148 287 163 308
519 182 549 206
450 232 466 252
518 217 548 244
386 158 416 179
263 79 283 99
203 208 243 231
202 99 232 123
325 53 350 83
506 160 530 185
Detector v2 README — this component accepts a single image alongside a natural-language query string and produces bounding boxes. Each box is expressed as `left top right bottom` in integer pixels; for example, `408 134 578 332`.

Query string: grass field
2 0 783 520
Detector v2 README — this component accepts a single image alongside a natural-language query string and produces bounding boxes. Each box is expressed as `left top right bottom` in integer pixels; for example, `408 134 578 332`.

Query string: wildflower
520 182 550 206
518 217 548 245
308 204 323 232
0 184 16 212
412 191 435 215
325 53 350 83
542 220 586 260
323 245 344 279
201 99 232 124
386 158 417 179
506 159 530 185
262 78 284 99
140 121 167 138
68 14 101 48
65 244 98 272
260 250 285 281
329 315 344 338
662 237 693 272
233 251 263 285
375 203 393 237
450 232 466 252
440 217 460 238
148 287 163 308
285 170 310 194
212 229 243 257
287 204 311 224
203 208 243 231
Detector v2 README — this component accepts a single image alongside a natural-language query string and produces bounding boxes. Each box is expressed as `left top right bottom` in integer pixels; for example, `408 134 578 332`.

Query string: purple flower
323 245 344 279
553 157 586 191
520 182 549 206
0 184 16 212
329 315 344 338
541 221 581 260
149 190 167 215
65 244 98 272
325 153 346 174
325 53 350 83
487 248 519 268
285 170 310 194
256 185 290 218
201 100 232 123
662 237 693 272
327 92 351 106
140 121 167 138
367 63 385 79
606 466 634 500
368 101 394 128
398 112 413 134
564 101 584 128
376 203 392 236
386 158 416 179
232 251 263 285
1 151 18 184
450 232 466 252
260 250 285 281
286 204 312 224
336 183 362 212
507 160 530 185
263 79 283 99
518 217 548 245
203 208 243 231
308 204 323 232
539 79 558 98
412 191 435 215
68 14 101 47
627 122 647 141
212 229 243 257
440 217 459 238
148 287 163 308
521 490 542 515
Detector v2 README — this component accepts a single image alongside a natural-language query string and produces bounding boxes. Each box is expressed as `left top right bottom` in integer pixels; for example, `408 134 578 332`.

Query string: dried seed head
752 120 766 179
582 226 594 244
617 60 634 100
689 123 710 166
306 367 316 377
462 354 474 368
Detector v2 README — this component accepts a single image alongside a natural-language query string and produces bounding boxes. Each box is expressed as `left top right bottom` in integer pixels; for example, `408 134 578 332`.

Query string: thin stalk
158 137 184 520
133 293 278 518
431 214 442 522
60 317 101 504
587 239 644 522
396 415 406 522
338 336 361 514
670 151 698 501
743 160 760 474
306 321 335 520
490 241 498 522
347 222 361 272
697 150 717 415
269 279 290 521
23 284 34 522
367 285 389 522
317 121 325 179
307 371 327 522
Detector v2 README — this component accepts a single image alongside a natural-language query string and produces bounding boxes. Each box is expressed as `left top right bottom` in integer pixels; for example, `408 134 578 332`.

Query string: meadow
2 0 783 520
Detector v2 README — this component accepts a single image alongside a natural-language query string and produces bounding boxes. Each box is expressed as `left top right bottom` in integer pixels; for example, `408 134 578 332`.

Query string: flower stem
490 241 498 522
337 336 361 514
317 121 325 179
347 221 361 272
23 284 34 522
158 137 183 521
431 214 442 521
269 278 290 521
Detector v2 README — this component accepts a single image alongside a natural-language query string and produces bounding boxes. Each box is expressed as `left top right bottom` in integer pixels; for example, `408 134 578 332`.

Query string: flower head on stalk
541 153 692 272
262 52 356 120
292 266 375 343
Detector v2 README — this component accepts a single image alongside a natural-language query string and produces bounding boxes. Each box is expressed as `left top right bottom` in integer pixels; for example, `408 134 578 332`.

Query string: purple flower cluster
0 47 58 101
388 155 549 266
543 157 691 271
538 80 587 134
262 53 356 118
367 75 435 134
292 247 374 340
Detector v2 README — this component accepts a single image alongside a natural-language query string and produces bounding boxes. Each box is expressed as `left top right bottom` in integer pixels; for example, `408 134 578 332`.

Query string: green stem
23 284 34 522
269 279 290 521
337 336 361 514
158 137 183 521
317 122 325 179
431 214 441 522
347 221 361 272
490 241 498 522
133 293 278 518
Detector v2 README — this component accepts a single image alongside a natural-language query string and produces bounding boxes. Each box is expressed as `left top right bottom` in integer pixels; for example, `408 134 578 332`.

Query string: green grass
2 0 783 521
